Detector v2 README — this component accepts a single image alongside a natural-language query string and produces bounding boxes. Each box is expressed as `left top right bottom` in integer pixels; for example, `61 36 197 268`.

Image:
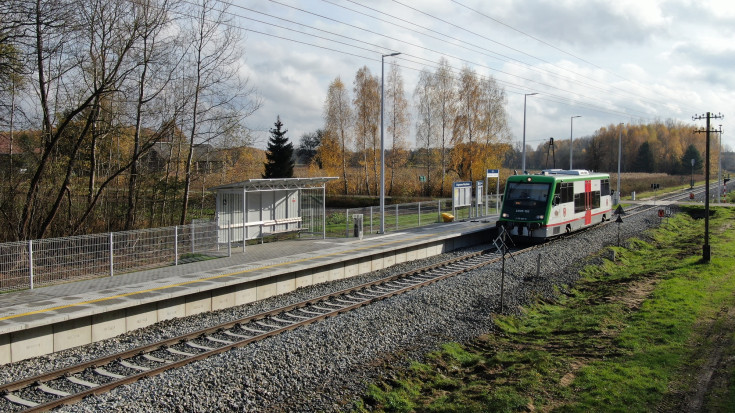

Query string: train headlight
501 212 509 218
535 214 544 220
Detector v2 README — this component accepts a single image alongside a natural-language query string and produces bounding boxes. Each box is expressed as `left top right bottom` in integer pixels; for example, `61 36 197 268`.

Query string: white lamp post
718 125 723 203
521 93 538 173
380 52 400 234
617 123 623 204
570 115 581 170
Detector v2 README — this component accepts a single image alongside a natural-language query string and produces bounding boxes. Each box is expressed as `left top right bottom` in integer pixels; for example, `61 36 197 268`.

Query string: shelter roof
209 177 338 192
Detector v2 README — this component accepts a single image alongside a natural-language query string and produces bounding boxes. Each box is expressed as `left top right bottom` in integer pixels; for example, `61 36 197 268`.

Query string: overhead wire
176 0 665 126
260 0 658 120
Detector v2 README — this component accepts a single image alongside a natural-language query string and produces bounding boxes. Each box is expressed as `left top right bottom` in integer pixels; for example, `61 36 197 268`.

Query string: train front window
506 182 550 202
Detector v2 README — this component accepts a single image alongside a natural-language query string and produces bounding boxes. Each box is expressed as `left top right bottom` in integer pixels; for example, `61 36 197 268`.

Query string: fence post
109 232 114 277
345 208 349 237
438 199 441 223
174 225 179 266
191 222 195 254
418 202 421 226
395 204 399 230
228 223 232 257
370 206 373 234
28 240 34 290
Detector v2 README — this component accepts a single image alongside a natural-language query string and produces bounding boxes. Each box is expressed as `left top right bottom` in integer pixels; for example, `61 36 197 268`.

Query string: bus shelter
210 177 338 243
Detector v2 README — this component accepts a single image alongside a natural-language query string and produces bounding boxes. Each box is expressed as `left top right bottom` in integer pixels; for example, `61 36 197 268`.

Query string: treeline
311 57 511 197
506 121 725 175
0 0 260 241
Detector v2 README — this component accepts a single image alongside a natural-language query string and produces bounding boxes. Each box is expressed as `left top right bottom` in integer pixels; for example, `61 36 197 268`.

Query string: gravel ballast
1 209 662 412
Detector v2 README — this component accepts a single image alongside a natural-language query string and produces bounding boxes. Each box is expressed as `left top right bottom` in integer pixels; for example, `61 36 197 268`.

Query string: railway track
0 246 519 412
0 189 702 412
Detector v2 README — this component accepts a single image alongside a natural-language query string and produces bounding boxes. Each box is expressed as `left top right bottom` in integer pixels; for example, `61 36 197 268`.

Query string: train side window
574 193 585 213
561 183 573 203
601 179 610 196
593 191 601 208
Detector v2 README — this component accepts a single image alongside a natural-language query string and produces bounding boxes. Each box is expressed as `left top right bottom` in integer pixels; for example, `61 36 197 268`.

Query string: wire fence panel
0 221 224 294
335 199 484 238
0 241 33 292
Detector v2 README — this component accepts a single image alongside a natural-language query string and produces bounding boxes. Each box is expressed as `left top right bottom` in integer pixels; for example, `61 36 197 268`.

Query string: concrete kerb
0 222 494 363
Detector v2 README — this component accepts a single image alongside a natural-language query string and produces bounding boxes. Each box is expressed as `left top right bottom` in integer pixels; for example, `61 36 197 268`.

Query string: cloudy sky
227 0 734 154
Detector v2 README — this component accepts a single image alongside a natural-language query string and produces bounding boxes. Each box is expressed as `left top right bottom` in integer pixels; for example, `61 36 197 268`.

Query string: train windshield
505 182 550 202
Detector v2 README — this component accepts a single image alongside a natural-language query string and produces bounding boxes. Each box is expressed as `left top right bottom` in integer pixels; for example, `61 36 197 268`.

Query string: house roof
209 177 339 192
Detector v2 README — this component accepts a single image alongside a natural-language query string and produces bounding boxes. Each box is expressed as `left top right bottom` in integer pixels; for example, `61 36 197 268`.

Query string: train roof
506 169 610 183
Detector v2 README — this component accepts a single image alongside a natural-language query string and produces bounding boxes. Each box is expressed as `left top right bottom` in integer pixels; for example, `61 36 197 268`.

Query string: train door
584 180 592 225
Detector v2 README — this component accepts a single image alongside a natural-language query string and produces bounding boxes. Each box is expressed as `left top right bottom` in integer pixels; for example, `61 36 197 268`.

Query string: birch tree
478 75 510 173
324 76 352 195
352 66 379 195
435 58 455 196
385 62 409 196
451 65 482 183
414 69 438 196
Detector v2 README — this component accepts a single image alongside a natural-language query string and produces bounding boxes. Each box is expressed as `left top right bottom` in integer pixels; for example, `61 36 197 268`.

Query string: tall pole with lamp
570 115 581 170
718 125 723 202
521 93 537 173
617 123 623 204
379 52 400 234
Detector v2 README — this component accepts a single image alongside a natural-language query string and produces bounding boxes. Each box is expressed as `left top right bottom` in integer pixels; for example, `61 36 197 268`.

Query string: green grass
355 206 735 412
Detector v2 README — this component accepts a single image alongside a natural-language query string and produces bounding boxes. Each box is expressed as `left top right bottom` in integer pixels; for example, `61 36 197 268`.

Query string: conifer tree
263 115 294 178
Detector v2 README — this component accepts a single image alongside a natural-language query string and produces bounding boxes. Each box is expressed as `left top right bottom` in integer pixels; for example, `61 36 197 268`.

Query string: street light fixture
570 115 581 170
379 52 401 234
521 93 538 173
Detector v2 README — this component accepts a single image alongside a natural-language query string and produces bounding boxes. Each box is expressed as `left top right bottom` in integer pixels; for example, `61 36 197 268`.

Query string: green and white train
497 169 612 239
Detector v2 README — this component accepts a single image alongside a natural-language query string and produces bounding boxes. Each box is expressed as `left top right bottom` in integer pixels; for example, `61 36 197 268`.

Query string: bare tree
324 76 352 195
124 0 180 229
17 0 141 239
352 66 379 195
478 75 510 171
434 58 455 196
414 69 437 196
178 0 259 225
385 62 410 196
452 65 482 183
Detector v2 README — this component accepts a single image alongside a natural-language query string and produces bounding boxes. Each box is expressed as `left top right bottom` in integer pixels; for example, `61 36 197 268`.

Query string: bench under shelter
209 177 338 244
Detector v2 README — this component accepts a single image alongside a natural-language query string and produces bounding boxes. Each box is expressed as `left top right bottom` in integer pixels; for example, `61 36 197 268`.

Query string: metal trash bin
352 214 364 240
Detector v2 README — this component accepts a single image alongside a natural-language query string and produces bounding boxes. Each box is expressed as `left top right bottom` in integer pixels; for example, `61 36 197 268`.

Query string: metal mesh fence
335 198 496 238
0 221 223 293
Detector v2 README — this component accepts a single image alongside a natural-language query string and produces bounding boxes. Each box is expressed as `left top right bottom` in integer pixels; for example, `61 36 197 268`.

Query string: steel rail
1 247 511 412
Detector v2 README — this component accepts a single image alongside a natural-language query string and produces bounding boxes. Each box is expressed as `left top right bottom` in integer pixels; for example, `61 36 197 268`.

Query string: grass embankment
357 207 735 412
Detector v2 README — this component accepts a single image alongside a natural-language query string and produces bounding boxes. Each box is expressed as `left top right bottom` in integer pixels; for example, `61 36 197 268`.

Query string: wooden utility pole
693 112 724 263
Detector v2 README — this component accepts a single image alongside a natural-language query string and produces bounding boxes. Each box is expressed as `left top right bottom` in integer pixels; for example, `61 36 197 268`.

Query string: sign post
487 169 500 214
452 181 472 219
475 180 483 217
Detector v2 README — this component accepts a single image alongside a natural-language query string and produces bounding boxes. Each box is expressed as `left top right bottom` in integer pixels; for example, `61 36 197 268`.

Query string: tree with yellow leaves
324 77 353 195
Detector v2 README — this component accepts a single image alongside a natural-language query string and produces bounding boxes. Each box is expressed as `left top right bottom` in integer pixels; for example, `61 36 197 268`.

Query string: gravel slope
0 209 661 412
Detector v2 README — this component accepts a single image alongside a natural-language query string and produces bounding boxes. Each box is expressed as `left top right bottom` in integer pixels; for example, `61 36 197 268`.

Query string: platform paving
0 219 495 363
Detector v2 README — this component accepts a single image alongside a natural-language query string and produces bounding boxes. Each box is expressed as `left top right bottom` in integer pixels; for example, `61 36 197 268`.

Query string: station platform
0 219 496 364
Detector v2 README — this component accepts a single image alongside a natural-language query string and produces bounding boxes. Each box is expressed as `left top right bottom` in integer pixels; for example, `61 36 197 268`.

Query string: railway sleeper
143 354 170 364
66 375 100 388
120 360 150 372
94 367 125 380
205 335 234 345
223 330 252 339
254 320 282 330
270 316 298 325
186 341 216 351
5 393 39 408
36 383 71 397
